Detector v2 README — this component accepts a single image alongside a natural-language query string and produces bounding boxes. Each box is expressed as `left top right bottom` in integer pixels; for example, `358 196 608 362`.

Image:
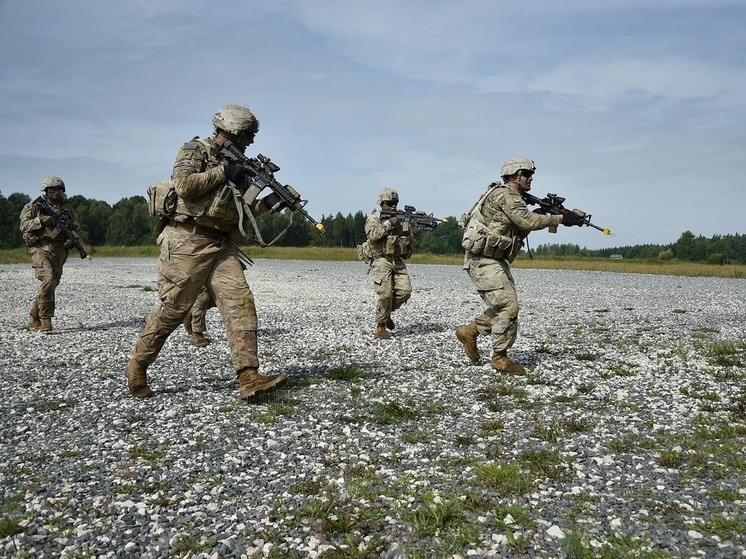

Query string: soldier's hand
561 209 584 227
386 216 399 228
63 240 74 249
223 162 247 184
41 215 55 228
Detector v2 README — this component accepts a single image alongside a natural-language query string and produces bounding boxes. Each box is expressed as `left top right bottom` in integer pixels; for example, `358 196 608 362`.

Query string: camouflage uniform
185 286 216 336
364 210 421 332
127 105 288 399
460 182 560 368
19 183 81 330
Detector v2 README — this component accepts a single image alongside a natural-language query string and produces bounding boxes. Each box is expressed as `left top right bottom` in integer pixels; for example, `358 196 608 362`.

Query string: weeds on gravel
255 401 297 423
474 461 533 496
371 400 419 425
328 364 366 382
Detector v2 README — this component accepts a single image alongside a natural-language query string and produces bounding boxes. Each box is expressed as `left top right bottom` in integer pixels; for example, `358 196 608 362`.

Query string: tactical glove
40 215 55 228
223 162 247 184
561 209 584 227
386 216 399 229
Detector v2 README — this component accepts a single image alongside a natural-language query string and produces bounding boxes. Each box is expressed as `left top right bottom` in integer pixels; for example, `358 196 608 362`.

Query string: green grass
3 246 746 276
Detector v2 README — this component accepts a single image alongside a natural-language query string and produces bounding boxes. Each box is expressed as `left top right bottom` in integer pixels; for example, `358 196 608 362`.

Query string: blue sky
1 0 744 249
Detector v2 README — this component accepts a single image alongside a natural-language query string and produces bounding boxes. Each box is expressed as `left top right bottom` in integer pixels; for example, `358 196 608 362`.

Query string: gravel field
1 257 745 559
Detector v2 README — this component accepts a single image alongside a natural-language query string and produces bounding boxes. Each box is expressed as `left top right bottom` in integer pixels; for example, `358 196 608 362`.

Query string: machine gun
34 196 90 259
523 192 612 235
218 141 325 234
380 205 448 231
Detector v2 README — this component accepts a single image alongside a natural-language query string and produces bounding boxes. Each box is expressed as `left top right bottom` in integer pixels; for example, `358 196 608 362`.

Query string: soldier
19 177 82 333
455 156 582 373
363 187 421 339
182 286 216 347
126 104 298 400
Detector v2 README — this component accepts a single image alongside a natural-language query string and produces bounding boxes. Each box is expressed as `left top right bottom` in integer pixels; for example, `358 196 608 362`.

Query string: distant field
1 246 744 278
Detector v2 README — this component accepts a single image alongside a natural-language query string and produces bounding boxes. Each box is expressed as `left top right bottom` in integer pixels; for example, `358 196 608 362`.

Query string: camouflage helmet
212 104 259 136
500 156 536 178
376 187 399 205
41 176 65 192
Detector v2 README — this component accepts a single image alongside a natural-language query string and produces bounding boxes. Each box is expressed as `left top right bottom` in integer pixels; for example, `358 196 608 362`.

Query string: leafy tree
107 196 154 246
417 217 462 254
0 191 31 248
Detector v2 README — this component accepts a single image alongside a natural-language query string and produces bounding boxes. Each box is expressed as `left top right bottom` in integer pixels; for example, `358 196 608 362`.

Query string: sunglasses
383 200 398 205
518 169 534 178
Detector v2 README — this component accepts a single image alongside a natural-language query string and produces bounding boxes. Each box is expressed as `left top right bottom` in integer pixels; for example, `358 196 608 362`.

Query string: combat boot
190 333 211 347
491 352 525 374
455 324 480 363
182 312 193 335
374 323 390 339
38 318 53 333
28 302 41 330
238 368 288 400
386 317 395 330
126 359 154 398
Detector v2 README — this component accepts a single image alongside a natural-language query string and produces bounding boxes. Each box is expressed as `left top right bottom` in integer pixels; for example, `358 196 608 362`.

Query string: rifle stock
218 141 325 234
523 192 612 235
380 205 447 232
34 197 90 259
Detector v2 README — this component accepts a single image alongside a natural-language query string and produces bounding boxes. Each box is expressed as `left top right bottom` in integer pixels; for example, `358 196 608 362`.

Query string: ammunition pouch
356 241 374 264
147 180 178 218
462 217 518 260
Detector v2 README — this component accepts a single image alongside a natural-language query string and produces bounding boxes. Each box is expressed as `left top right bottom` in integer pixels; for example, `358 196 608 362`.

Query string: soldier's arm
365 212 389 241
19 203 43 234
171 140 226 200
502 193 561 231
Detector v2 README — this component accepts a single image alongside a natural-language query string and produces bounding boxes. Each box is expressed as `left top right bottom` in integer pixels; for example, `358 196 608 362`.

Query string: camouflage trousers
131 225 258 373
371 256 412 324
189 286 216 334
29 242 68 319
463 255 519 353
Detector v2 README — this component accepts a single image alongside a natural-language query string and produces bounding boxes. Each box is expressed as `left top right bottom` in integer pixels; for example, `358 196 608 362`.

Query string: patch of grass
474 462 533 496
327 364 366 382
128 444 166 465
255 401 297 423
533 420 560 443
519 448 566 480
576 352 598 361
657 450 683 468
0 515 23 538
371 401 419 425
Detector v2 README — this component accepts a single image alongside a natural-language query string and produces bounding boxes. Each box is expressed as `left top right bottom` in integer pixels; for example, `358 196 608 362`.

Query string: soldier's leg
391 263 412 311
127 232 215 397
209 247 286 399
371 259 395 338
31 248 59 320
188 288 212 347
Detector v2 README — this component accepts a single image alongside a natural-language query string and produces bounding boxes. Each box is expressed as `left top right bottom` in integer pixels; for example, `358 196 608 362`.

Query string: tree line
1 190 744 263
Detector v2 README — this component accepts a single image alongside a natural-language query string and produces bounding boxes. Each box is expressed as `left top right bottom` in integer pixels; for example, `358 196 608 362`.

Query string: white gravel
1 257 745 558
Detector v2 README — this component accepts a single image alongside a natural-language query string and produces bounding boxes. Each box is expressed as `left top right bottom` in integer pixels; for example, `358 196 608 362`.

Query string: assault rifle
218 141 325 234
523 192 612 235
34 196 90 259
380 205 448 231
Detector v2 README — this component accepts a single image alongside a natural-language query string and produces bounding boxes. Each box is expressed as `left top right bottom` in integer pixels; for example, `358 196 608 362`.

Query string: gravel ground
1 257 745 559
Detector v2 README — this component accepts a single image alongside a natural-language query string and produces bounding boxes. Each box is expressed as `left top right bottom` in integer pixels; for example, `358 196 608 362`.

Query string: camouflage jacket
364 210 421 260
19 197 81 248
463 185 560 262
170 136 266 235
